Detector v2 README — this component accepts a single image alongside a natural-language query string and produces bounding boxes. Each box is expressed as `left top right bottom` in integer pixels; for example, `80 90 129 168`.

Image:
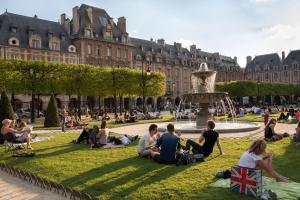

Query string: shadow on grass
61 156 189 199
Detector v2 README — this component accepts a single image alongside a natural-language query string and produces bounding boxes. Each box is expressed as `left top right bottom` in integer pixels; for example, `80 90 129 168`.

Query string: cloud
259 24 300 41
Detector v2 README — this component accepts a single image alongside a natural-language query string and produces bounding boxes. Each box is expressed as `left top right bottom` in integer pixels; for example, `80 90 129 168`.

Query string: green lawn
33 115 174 130
216 113 298 124
0 132 299 200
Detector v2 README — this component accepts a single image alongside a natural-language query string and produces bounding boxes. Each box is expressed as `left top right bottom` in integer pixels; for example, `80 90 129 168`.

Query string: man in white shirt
137 124 160 158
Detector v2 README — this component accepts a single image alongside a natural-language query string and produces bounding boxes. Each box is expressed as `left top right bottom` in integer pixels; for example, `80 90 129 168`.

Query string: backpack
181 151 190 165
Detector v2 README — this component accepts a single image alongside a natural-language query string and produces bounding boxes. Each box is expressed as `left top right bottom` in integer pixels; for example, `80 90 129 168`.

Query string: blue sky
1 0 300 67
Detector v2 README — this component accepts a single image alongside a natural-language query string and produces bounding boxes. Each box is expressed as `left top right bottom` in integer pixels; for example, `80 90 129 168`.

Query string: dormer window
85 29 92 38
48 32 53 37
8 37 19 46
10 26 17 33
49 37 60 51
68 45 76 53
29 34 41 49
32 39 40 48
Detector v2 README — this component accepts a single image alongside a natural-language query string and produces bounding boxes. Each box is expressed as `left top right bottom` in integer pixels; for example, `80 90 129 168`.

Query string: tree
0 91 15 124
44 95 60 127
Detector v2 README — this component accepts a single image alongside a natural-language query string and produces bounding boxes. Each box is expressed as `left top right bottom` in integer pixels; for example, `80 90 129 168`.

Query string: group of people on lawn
137 121 223 164
0 119 33 149
138 119 291 182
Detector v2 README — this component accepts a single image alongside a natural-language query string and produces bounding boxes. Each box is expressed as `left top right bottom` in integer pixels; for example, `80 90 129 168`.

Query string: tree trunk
30 91 35 123
11 92 15 111
119 95 123 116
77 95 81 120
98 96 101 111
37 94 40 118
114 94 117 117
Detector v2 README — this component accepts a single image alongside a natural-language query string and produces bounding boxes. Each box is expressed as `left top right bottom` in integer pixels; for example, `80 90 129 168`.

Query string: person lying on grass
154 123 183 164
238 139 289 182
184 120 223 157
265 118 289 141
137 124 160 158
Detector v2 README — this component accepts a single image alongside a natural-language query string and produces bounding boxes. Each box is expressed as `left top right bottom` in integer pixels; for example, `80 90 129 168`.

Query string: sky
1 0 300 68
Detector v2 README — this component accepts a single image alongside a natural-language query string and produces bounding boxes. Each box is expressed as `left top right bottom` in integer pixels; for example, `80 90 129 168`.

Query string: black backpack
181 151 190 165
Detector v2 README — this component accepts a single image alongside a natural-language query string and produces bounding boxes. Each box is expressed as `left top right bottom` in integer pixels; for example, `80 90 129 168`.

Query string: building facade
245 50 300 84
0 4 244 111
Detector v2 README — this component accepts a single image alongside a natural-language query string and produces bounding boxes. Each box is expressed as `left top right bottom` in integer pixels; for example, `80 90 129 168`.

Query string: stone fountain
183 63 229 127
158 62 260 133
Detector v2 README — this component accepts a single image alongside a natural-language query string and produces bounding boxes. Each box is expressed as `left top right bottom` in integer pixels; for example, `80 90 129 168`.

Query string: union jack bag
230 165 262 197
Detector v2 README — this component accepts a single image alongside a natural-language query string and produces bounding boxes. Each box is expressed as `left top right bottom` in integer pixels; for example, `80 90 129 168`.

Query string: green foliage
0 91 15 123
44 95 60 127
216 81 298 97
0 59 166 97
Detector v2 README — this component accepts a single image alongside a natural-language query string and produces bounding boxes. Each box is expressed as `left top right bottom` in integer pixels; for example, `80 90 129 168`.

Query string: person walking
60 106 68 132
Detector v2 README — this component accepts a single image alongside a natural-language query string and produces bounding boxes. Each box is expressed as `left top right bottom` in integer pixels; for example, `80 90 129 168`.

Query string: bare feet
27 146 33 150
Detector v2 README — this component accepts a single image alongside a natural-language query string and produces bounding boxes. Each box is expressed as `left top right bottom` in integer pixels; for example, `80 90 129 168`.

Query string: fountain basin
157 121 260 133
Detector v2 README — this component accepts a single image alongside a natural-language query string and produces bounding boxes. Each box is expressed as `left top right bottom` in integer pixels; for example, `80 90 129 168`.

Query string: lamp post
257 79 261 105
141 55 151 114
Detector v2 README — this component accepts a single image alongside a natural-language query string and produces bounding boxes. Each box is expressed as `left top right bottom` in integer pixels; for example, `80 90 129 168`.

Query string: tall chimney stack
60 13 66 25
246 56 252 64
282 51 285 60
72 6 80 34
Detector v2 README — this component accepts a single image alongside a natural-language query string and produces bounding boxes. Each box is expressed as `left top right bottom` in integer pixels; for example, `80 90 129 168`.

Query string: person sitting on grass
1 119 32 149
95 120 109 147
137 124 160 158
265 118 289 141
294 121 300 143
238 139 289 182
184 120 223 157
154 123 183 164
115 114 124 124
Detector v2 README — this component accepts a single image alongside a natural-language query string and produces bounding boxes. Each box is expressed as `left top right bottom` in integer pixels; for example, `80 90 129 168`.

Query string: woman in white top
96 120 108 145
238 139 289 182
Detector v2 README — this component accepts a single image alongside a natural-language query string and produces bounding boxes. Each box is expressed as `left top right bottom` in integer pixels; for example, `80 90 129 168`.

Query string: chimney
117 17 126 33
234 56 237 63
157 38 165 47
60 13 66 25
282 51 285 60
246 56 252 64
86 7 93 25
174 42 182 51
190 45 196 53
72 6 80 33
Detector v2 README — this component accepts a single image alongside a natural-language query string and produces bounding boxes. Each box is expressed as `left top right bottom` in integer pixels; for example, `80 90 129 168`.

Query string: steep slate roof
74 4 122 38
245 53 281 72
130 37 192 64
283 50 300 67
0 12 72 51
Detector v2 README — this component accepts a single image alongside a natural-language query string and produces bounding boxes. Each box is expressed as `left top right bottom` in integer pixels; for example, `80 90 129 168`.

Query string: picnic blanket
31 136 52 143
210 176 300 200
102 143 124 149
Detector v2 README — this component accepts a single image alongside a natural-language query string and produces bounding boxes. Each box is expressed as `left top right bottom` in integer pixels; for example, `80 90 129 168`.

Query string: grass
33 115 174 130
216 113 298 124
0 132 299 200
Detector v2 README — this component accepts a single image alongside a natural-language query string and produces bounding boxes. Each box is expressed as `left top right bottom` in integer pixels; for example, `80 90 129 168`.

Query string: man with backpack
154 123 183 164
